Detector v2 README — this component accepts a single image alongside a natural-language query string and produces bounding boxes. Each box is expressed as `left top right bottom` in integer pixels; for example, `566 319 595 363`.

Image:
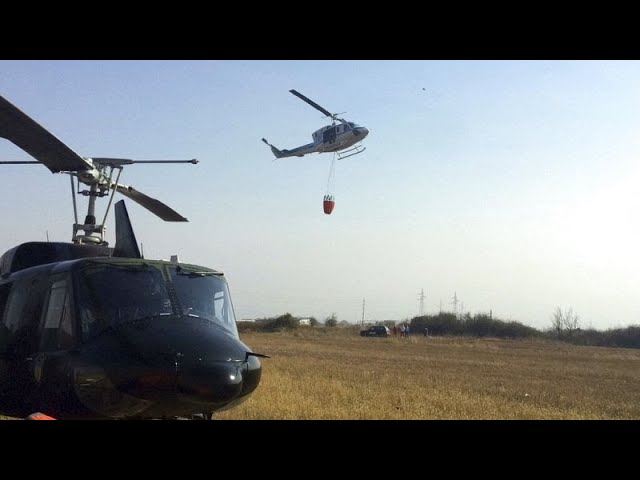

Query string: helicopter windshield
168 265 238 337
74 263 238 341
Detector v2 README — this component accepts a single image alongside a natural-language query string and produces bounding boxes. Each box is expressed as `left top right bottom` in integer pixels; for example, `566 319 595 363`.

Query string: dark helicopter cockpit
0 255 263 420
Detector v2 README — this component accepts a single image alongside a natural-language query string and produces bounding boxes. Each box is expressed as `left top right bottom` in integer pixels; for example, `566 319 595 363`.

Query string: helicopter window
3 279 32 333
0 284 10 325
78 304 99 342
169 266 238 337
41 279 74 350
0 284 10 353
214 291 226 320
75 264 172 338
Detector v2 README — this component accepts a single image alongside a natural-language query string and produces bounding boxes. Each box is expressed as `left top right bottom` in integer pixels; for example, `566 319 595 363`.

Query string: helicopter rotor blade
113 183 188 222
289 90 335 119
92 158 199 166
0 94 92 173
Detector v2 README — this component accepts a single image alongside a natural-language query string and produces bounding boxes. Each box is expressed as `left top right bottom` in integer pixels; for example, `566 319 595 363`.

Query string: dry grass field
2 328 638 420
216 329 640 420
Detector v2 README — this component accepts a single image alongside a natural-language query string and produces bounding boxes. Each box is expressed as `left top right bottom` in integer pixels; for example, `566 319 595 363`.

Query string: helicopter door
0 276 46 398
32 276 77 404
323 127 337 144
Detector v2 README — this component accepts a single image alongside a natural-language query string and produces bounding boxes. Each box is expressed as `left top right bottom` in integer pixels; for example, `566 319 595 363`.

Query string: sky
1 60 640 331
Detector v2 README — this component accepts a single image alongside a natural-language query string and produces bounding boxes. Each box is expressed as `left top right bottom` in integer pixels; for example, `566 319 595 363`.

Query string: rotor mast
68 158 198 245
71 161 124 245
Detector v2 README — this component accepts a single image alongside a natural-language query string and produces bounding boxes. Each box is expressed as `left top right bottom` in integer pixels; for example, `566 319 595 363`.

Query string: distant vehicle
360 326 391 337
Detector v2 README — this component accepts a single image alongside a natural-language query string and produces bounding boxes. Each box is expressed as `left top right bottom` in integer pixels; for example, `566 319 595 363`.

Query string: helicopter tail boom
261 138 286 158
261 138 315 159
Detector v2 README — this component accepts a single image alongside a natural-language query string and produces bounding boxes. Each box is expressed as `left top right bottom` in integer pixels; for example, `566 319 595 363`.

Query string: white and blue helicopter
262 89 369 160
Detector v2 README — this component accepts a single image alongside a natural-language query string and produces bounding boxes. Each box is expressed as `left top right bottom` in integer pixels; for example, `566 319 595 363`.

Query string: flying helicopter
261 90 369 215
261 89 369 160
0 94 267 419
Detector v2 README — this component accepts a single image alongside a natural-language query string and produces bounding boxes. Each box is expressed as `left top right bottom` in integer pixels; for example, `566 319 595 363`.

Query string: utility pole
439 298 442 314
418 288 425 316
361 298 365 326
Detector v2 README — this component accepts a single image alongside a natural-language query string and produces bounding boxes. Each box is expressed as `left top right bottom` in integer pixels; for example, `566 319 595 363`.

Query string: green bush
261 313 300 332
604 326 640 348
237 321 257 333
410 313 538 339
325 314 338 328
410 313 462 336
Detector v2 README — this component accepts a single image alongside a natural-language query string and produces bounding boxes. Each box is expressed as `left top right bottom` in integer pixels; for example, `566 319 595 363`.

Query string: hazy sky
1 60 639 330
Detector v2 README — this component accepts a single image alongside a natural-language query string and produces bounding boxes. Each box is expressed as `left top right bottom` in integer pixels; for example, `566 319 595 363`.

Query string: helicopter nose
79 316 263 416
176 350 263 407
354 127 369 138
175 360 244 405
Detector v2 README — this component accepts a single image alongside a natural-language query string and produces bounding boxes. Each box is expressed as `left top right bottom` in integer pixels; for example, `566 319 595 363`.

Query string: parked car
360 325 391 337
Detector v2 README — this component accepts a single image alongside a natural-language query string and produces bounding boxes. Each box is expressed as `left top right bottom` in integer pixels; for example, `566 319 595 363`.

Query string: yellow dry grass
216 329 640 420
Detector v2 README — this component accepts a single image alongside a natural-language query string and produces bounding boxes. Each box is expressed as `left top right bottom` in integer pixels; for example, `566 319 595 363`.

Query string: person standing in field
400 324 405 338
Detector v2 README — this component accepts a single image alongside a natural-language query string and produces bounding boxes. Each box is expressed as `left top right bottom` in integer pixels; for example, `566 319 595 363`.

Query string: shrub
260 313 300 332
410 313 538 339
325 313 338 328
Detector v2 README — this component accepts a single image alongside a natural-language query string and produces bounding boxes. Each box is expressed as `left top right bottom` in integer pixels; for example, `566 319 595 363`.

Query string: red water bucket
323 196 335 215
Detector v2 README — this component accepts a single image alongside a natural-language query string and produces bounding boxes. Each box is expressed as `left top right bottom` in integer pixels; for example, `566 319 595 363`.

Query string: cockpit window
169 266 238 337
74 263 238 341
75 263 172 341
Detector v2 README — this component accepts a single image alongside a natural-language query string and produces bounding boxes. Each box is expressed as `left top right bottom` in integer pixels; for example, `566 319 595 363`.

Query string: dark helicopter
0 94 267 419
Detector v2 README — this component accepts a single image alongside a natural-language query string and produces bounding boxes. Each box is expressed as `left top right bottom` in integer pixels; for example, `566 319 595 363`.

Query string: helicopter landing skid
337 145 366 160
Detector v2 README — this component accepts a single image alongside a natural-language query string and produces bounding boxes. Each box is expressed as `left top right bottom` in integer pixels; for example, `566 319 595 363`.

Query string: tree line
237 309 640 350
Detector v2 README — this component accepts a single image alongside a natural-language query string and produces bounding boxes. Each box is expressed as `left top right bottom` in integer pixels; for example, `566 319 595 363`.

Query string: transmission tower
451 292 459 316
418 288 425 316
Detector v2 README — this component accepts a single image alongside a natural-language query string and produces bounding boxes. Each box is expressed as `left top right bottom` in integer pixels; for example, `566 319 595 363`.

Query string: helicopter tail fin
113 200 142 259
261 138 285 159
